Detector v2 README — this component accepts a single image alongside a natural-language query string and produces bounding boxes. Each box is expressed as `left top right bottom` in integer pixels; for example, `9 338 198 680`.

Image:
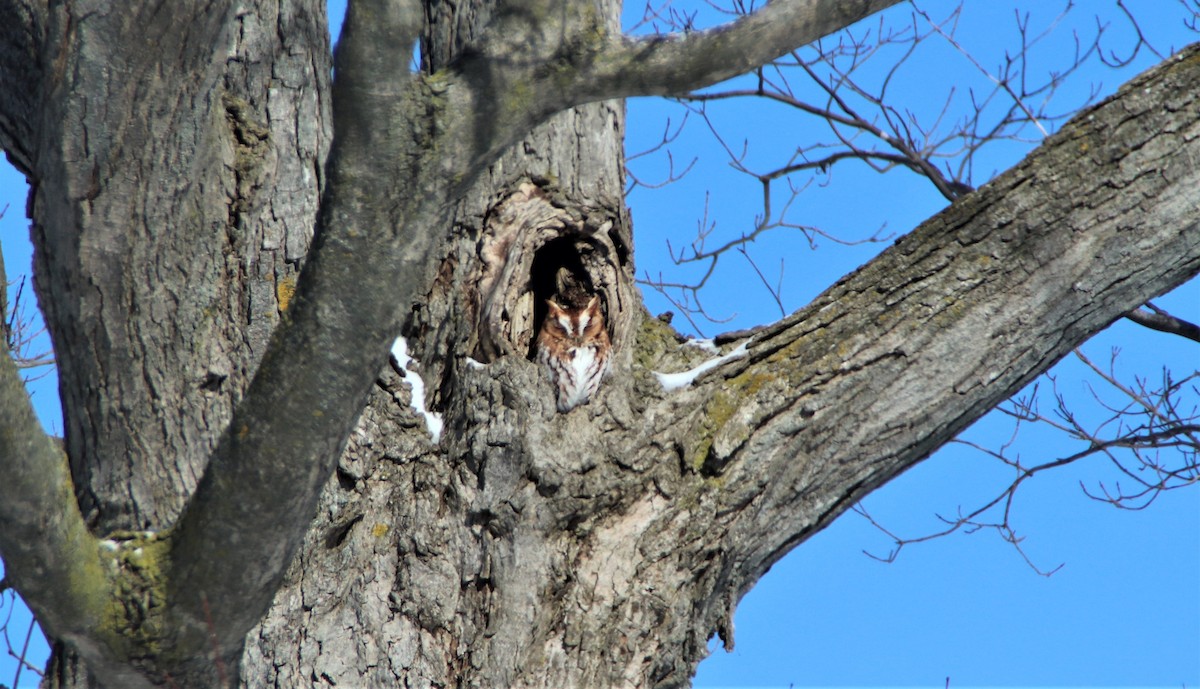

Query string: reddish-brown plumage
536 295 612 412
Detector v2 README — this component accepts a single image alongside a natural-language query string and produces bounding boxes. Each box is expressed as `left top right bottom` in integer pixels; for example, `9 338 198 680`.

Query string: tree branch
0 0 46 174
166 0 429 668
654 42 1200 621
1126 304 1200 343
855 355 1200 573
0 342 119 679
590 0 903 99
4 174 154 689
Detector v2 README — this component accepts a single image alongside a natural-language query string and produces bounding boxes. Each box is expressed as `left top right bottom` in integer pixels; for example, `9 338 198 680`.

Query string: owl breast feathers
536 295 612 412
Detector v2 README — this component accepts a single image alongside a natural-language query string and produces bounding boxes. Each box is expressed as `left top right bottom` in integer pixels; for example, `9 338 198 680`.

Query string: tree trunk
240 97 643 686
242 2 653 684
1 1 1197 688
26 1 331 534
242 29 1200 689
17 1 331 686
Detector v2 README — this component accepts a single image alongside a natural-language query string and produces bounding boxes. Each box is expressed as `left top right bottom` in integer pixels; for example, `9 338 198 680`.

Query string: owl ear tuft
546 299 565 315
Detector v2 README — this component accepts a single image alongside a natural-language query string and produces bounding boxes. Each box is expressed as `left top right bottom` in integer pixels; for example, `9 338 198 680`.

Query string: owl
536 295 612 412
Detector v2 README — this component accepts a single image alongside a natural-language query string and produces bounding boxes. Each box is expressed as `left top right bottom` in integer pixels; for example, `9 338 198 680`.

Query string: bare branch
591 0 904 99
0 584 44 687
625 111 697 193
624 2 1182 330
912 1 1050 137
853 502 1065 577
859 344 1199 573
1126 303 1200 343
5 275 55 372
737 246 787 319
1100 0 1168 68
0 333 110 670
680 44 1200 590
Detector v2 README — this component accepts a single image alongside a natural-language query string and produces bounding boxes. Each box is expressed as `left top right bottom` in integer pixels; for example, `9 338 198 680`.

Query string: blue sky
2 2 1197 687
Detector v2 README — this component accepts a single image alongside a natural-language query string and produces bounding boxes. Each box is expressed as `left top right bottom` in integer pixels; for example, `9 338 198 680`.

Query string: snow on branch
390 337 444 443
654 340 751 391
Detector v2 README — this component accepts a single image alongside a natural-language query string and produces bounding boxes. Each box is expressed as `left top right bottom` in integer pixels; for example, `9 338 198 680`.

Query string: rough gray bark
0 1 1197 688
13 0 331 533
2 0 333 686
242 41 1200 688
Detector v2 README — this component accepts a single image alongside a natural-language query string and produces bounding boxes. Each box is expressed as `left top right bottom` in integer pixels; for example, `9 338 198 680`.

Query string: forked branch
856 350 1199 574
628 1 1175 327
655 43 1200 603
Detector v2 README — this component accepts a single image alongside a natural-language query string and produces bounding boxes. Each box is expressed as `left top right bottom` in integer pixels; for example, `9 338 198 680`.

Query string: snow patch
390 337 444 444
682 338 719 354
654 340 751 392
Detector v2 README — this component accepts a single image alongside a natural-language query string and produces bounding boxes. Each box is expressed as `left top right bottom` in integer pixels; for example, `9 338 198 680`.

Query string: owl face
545 296 604 345
536 295 612 412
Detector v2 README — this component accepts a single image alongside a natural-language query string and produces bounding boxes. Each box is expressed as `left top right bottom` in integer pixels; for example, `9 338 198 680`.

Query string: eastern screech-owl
536 295 612 412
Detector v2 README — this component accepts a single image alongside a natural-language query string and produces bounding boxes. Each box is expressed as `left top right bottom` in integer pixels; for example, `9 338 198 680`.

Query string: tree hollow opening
527 235 610 359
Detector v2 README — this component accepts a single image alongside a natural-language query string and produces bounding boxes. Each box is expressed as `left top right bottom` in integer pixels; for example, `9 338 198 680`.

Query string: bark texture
3 0 333 686
27 1 331 532
241 43 1200 689
0 0 1197 688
